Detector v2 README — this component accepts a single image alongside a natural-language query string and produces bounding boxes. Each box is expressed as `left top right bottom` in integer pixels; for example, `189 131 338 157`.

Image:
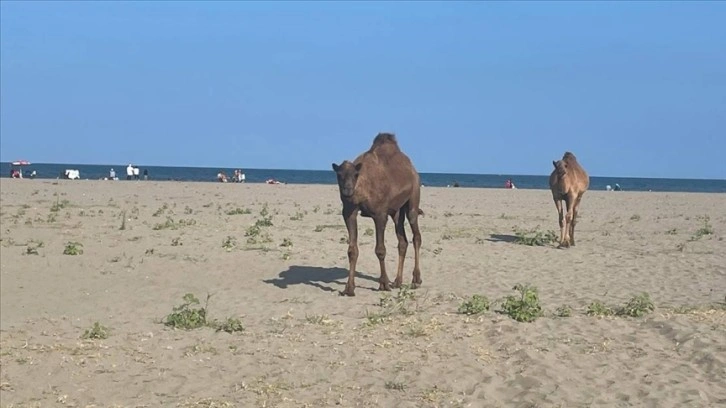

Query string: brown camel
332 133 423 296
549 151 589 248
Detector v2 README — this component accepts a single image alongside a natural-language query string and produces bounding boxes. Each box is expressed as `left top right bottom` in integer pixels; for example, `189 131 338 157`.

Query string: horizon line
2 160 724 182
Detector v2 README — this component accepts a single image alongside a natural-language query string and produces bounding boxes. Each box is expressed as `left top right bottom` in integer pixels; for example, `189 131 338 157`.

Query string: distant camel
332 133 423 296
549 151 589 248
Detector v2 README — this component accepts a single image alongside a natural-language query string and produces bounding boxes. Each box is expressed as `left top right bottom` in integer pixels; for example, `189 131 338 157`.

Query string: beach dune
1 179 724 407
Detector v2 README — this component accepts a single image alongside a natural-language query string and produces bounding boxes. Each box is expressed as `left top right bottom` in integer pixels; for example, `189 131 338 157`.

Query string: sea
2 162 725 193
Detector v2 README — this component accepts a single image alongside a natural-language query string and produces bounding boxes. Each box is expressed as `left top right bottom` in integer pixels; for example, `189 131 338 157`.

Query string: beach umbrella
11 160 31 166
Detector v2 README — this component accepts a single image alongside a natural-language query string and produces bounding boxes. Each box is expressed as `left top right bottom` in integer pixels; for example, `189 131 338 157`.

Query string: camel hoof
378 283 392 292
341 287 356 297
411 281 422 289
558 242 570 249
391 280 402 289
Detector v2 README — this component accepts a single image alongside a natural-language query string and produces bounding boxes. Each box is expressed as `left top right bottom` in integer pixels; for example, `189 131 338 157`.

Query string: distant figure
126 164 134 180
133 167 140 180
549 151 590 248
606 185 612 191
332 132 423 297
217 171 228 183
143 169 149 180
453 181 460 188
614 183 622 191
29 170 37 179
110 168 116 180
240 170 246 183
505 179 516 189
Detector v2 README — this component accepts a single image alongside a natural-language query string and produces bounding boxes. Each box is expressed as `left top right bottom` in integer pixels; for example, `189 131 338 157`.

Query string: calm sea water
2 162 724 193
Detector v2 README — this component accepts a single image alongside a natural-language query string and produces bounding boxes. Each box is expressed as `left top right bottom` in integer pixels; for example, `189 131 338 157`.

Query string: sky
1 1 724 179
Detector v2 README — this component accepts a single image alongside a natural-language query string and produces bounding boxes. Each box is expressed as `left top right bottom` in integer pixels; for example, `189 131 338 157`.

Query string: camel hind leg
392 206 409 289
406 206 423 288
570 193 584 246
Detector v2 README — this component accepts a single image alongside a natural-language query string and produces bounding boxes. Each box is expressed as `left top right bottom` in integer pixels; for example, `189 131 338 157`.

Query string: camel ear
332 163 340 172
552 160 557 168
355 163 363 172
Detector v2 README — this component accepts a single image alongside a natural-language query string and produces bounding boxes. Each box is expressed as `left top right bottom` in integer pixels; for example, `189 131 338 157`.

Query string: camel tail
417 208 425 216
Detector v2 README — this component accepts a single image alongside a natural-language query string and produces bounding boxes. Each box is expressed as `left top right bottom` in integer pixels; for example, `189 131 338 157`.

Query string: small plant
289 211 304 221
164 293 210 330
184 206 193 215
152 203 169 217
586 301 614 316
305 314 333 325
554 304 572 317
212 317 244 333
63 242 84 255
665 228 677 235
617 293 655 317
385 381 406 391
280 238 293 247
630 214 641 221
364 228 374 236
222 236 237 251
458 295 490 315
226 207 252 215
513 227 558 246
499 284 543 322
82 322 110 339
691 215 714 241
432 247 443 255
24 240 43 256
365 285 420 325
171 237 182 246
152 217 197 230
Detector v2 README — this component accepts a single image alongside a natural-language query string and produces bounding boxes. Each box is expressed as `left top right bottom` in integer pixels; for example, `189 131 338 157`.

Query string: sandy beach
1 179 724 407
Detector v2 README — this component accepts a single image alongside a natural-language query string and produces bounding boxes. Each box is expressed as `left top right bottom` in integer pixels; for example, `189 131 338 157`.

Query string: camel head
552 160 568 177
332 160 362 198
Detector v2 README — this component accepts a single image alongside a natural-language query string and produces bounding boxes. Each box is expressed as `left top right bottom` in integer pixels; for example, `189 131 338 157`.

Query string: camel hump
563 151 577 161
372 132 398 147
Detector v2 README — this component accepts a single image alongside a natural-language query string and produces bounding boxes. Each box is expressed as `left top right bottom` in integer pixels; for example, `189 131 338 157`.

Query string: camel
332 133 423 296
549 151 589 248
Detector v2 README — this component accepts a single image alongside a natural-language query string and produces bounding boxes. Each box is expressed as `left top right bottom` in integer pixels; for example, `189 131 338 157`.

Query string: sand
1 179 724 407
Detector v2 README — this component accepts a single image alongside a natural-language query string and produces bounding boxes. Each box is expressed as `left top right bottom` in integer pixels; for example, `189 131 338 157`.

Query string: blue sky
1 1 724 179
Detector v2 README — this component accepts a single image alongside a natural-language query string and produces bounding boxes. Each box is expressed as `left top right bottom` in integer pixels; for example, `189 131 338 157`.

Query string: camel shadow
263 265 379 293
486 234 519 243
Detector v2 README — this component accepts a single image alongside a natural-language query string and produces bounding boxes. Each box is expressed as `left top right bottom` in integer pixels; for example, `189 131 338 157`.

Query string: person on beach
110 168 116 180
143 169 149 180
126 164 134 180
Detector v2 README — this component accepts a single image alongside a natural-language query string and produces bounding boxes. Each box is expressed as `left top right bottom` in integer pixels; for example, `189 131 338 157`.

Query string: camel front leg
554 199 566 247
392 208 408 289
342 207 359 296
561 194 575 248
373 215 391 291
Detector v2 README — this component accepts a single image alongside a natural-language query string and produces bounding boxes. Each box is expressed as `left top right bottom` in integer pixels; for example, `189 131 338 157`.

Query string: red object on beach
11 160 31 166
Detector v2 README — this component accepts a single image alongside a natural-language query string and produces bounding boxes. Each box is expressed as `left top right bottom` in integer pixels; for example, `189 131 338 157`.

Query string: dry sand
1 179 724 407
